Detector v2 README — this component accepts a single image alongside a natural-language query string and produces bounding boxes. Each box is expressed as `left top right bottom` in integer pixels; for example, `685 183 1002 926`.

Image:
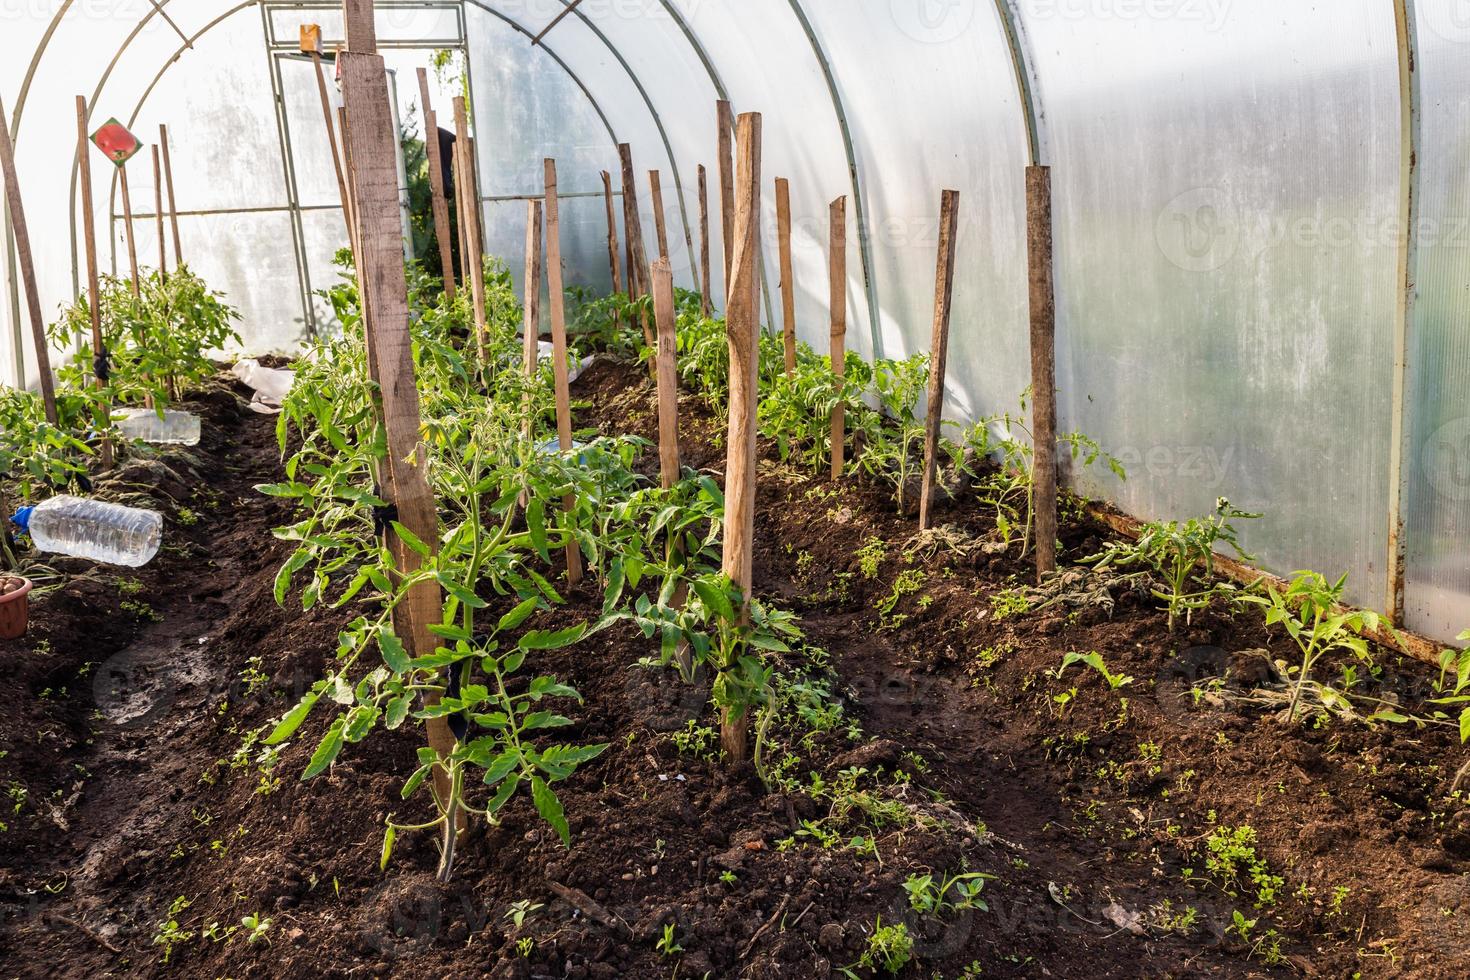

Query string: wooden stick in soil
544 157 583 586
415 68 455 298
918 189 960 531
453 97 488 361
721 111 762 765
158 125 182 266
775 177 796 376
698 163 711 317
717 99 735 302
600 169 622 296
0 95 57 424
117 163 140 296
652 256 679 489
151 145 166 279
828 195 847 481
450 133 469 284
336 107 360 248
1026 165 1058 580
337 30 459 871
649 169 669 260
617 143 656 364
75 96 112 469
522 197 542 440
305 28 354 245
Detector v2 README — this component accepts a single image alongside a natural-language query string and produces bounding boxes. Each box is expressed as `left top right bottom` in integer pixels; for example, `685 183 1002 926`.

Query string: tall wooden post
1026 165 1058 579
829 196 847 481
151 146 167 278
0 96 57 424
450 135 469 283
649 169 669 260
544 158 583 585
416 68 456 297
919 189 960 531
522 198 542 440
76 98 112 468
118 164 140 295
697 164 711 317
618 144 656 357
652 257 680 489
717 100 735 303
304 26 354 245
600 170 622 296
339 0 458 848
775 177 797 376
721 111 762 765
158 125 182 266
453 97 487 359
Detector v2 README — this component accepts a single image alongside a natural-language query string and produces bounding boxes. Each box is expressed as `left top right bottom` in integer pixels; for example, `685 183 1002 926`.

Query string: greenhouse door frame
261 0 469 338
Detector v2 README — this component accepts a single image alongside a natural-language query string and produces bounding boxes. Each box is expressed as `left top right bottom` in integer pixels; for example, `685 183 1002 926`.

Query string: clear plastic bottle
115 407 201 446
14 496 163 567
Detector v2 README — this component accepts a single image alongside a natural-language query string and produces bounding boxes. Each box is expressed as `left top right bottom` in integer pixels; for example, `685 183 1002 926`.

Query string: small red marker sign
90 118 141 166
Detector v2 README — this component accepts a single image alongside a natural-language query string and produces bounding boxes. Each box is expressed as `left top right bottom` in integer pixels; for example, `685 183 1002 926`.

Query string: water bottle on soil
13 496 163 567
115 407 201 446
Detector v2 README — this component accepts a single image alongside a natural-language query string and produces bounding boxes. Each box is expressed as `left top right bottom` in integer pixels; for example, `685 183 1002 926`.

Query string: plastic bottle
115 407 201 446
13 496 163 567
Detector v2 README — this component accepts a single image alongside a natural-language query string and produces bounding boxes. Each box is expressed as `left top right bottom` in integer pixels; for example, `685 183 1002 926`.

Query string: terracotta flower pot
0 575 33 640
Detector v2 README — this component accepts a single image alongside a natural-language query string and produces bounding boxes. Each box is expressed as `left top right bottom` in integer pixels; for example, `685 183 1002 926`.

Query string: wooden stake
158 125 182 266
1026 165 1058 579
829 196 847 481
118 164 140 295
649 169 669 260
308 44 354 245
338 27 457 848
617 144 656 359
544 157 583 585
75 95 111 469
717 100 735 303
336 106 360 247
720 111 762 765
918 189 960 531
151 145 166 279
453 97 487 359
775 177 796 376
652 256 679 489
450 134 469 284
698 164 711 317
600 170 621 296
522 197 542 438
0 96 57 424
416 68 455 297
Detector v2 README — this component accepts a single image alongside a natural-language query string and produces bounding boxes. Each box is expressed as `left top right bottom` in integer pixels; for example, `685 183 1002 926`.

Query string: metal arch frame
992 0 1048 168
784 0 883 358
490 0 704 298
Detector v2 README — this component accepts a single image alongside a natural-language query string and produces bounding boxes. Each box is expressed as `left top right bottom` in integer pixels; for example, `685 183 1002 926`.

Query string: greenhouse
1 0 1468 975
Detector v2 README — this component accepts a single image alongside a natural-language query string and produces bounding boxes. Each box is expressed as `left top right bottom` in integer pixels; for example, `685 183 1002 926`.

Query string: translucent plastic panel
279 53 348 210
266 3 463 48
1019 0 1400 610
802 0 1029 423
518 0 716 294
1404 5 1470 641
464 6 621 290
172 210 311 354
301 206 355 333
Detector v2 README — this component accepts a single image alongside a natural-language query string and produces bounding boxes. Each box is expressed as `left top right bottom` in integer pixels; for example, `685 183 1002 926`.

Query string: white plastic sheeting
2 0 1468 643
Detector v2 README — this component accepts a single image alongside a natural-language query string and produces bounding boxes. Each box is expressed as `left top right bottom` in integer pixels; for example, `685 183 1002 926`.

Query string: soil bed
1 360 1467 978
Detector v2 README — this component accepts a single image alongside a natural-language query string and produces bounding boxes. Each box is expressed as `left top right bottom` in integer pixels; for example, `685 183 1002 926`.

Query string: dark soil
1 358 1467 978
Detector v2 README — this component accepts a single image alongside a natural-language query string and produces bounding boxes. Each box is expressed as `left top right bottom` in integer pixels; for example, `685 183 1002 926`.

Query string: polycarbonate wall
4 1 1470 644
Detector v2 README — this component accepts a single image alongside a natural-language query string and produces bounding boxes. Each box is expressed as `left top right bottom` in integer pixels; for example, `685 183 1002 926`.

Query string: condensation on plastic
1403 8 1470 640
